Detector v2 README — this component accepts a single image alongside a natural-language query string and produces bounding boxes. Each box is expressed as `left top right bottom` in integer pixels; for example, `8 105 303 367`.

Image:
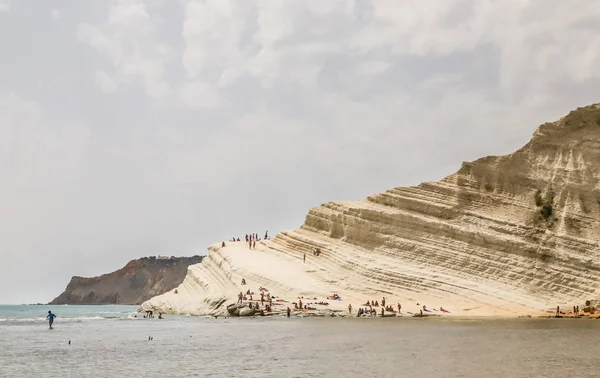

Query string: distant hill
49 256 203 305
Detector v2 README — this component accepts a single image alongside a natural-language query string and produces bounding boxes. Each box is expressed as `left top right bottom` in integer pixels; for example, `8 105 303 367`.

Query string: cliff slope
143 104 600 316
50 256 203 305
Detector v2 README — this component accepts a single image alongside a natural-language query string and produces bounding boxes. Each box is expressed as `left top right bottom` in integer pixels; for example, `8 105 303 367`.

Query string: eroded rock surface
143 104 600 316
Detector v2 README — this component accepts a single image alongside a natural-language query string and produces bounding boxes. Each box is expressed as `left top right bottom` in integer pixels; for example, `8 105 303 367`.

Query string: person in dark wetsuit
287 307 291 317
47 311 56 329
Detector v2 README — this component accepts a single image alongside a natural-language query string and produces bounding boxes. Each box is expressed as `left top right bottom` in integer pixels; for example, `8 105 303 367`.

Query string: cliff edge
50 256 203 305
143 103 600 317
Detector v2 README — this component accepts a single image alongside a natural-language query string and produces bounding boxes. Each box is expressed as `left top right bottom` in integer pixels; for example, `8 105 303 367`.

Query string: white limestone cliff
142 104 600 317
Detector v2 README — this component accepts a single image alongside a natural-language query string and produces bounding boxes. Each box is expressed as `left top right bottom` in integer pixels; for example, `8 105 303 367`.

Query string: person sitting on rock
241 278 246 285
222 241 226 247
174 289 178 294
374 301 379 307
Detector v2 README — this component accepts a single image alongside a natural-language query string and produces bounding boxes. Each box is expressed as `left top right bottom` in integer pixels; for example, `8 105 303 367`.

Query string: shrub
541 205 553 219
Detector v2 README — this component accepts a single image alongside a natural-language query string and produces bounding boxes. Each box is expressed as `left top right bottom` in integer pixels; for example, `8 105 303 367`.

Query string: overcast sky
1 0 599 304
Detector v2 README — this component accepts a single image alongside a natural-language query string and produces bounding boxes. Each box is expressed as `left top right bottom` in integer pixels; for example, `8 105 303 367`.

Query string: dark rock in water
49 256 203 305
227 303 256 317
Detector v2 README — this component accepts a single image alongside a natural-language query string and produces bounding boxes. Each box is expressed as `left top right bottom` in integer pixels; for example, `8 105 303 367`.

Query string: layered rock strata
143 104 600 317
50 256 203 305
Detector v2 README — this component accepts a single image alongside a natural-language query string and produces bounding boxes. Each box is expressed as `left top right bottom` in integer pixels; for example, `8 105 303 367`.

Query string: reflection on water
2 315 598 377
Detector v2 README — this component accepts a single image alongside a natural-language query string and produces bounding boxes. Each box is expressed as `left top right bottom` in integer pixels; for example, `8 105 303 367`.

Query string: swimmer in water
47 311 56 329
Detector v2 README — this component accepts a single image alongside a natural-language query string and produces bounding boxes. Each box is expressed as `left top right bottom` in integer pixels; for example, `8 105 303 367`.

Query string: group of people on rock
247 302 273 312
246 233 260 249
237 286 274 311
363 298 396 310
356 307 378 316
353 297 406 317
293 299 317 311
222 231 272 250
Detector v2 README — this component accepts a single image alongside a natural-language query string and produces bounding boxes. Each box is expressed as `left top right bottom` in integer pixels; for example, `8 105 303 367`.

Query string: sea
1 304 597 378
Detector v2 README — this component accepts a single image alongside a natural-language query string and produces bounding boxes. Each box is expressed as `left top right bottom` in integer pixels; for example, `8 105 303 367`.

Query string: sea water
1 304 598 377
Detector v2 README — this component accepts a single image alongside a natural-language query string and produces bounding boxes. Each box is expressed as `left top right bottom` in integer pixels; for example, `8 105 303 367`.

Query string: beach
142 240 570 318
2 305 599 378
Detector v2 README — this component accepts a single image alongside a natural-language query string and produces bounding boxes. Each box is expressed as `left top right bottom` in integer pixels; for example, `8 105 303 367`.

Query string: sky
1 0 600 304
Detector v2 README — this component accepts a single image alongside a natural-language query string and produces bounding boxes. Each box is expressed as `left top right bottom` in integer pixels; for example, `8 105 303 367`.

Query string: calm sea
1 304 597 377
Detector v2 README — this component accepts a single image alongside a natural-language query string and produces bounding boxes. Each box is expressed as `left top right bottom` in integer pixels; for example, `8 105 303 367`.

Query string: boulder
238 307 256 316
226 303 256 317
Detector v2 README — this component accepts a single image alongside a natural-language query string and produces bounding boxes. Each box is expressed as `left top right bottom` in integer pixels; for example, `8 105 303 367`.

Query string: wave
0 316 116 323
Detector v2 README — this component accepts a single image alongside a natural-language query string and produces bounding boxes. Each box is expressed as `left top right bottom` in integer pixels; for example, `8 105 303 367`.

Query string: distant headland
49 255 203 305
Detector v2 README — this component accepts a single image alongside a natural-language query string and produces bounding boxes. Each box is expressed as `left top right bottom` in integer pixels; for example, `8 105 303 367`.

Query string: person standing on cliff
287 307 291 317
348 304 352 314
303 253 306 263
265 231 268 239
47 311 56 329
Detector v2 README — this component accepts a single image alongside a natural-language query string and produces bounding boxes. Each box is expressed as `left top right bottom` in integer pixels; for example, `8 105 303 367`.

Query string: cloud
51 9 62 19
77 0 172 98
94 71 118 93
0 1 9 12
178 80 221 109
3 0 600 304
